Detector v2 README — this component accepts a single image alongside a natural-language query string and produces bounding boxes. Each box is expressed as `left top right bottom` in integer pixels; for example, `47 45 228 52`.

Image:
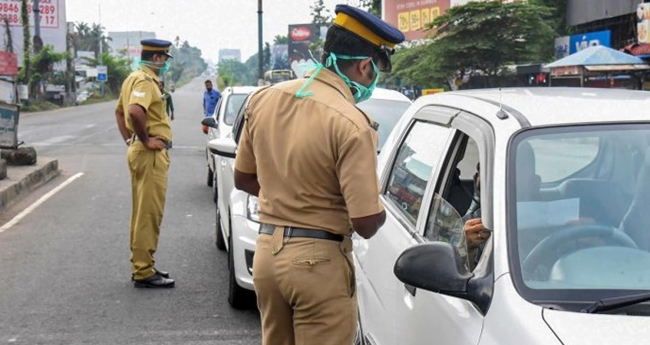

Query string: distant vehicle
75 90 93 105
263 69 296 85
205 87 411 309
200 86 260 200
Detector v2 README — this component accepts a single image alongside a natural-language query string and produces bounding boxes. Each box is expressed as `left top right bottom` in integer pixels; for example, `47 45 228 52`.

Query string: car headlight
246 195 260 222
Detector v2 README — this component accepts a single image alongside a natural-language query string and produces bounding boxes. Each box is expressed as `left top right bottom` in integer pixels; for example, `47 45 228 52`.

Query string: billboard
288 23 321 78
383 0 450 41
637 3 650 44
0 51 18 76
569 30 611 54
0 0 67 67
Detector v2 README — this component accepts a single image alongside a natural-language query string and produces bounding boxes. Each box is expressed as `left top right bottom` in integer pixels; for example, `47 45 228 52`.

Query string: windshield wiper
581 292 650 313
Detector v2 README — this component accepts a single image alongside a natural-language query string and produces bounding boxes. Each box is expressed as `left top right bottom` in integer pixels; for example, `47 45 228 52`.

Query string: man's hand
464 218 490 249
143 136 167 151
171 114 175 121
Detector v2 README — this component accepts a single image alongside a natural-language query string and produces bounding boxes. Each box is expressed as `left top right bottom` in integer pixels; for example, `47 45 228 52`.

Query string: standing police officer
234 5 404 345
115 39 175 288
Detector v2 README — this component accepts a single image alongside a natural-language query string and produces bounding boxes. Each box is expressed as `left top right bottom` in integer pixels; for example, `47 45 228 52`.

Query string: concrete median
0 158 60 214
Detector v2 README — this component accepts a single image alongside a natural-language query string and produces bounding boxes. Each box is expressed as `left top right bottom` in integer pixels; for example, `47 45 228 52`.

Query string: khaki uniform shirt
235 68 384 235
115 66 172 142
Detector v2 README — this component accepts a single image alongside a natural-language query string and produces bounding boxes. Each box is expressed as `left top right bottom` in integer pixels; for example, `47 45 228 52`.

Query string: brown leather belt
259 223 344 242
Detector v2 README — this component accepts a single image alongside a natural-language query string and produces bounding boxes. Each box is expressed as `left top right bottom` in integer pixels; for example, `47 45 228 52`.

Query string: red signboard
0 51 18 76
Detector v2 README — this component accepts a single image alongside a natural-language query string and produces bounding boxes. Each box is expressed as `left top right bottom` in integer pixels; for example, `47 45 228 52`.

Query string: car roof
371 87 412 102
417 87 650 127
224 86 261 95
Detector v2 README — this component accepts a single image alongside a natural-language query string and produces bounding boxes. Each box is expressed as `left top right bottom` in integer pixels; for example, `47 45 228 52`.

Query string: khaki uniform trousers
253 226 357 345
127 142 170 280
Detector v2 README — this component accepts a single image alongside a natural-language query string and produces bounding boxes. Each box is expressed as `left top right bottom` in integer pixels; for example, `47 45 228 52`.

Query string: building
108 31 156 58
218 49 241 63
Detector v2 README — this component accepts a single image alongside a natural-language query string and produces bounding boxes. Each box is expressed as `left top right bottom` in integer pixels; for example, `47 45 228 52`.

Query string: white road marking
0 172 84 234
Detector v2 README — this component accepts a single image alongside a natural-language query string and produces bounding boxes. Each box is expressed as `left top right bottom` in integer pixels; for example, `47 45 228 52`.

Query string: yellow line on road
0 172 85 234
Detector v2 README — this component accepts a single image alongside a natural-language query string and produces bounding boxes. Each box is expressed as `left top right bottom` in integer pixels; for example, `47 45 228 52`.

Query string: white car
201 86 259 202
208 88 411 309
354 87 650 345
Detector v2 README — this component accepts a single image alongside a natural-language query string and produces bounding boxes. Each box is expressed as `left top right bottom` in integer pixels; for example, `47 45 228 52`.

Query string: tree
358 0 381 17
273 35 288 45
310 0 331 25
217 59 249 87
391 1 556 89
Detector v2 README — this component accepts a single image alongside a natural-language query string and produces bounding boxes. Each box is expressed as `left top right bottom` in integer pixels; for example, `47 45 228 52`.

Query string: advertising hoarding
0 103 19 149
637 3 650 44
569 30 611 54
288 23 320 78
0 0 67 67
0 51 18 76
383 0 449 41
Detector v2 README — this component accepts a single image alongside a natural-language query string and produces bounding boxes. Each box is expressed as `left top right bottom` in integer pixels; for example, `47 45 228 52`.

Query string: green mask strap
295 63 324 98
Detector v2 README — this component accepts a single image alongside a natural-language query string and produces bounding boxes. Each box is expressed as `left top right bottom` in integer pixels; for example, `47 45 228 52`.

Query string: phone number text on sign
0 0 59 28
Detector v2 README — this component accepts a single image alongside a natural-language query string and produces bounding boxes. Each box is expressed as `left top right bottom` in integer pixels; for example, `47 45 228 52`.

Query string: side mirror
394 242 472 296
201 117 218 128
208 137 237 159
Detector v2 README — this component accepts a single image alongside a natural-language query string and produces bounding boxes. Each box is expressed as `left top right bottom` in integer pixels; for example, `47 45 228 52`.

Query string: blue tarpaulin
545 45 646 68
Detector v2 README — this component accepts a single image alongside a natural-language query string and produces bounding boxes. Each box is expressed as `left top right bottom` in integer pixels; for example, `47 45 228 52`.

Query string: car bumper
231 214 259 291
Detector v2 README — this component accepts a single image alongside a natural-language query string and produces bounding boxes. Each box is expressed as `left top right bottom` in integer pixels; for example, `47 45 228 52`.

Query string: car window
232 94 252 144
357 98 411 152
224 94 249 126
510 125 650 295
384 121 452 225
528 136 599 183
423 134 480 269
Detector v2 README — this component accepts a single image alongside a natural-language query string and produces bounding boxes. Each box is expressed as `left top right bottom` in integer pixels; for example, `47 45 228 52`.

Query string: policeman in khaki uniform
234 5 404 345
115 39 175 288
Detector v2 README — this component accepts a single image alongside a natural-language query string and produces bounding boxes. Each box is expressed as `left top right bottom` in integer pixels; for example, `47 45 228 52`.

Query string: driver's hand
465 218 490 249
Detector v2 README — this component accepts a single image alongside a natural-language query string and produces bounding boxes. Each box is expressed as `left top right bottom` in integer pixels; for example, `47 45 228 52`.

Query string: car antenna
496 87 508 119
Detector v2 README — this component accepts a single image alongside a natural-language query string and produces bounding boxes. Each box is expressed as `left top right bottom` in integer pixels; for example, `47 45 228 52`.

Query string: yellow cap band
334 12 396 49
142 45 170 52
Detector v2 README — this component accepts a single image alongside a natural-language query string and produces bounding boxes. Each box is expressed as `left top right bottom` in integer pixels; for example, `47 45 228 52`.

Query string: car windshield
509 124 650 305
357 98 410 152
224 94 249 126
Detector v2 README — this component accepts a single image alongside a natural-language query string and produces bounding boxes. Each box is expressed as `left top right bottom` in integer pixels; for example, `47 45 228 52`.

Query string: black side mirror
394 242 473 296
201 117 217 128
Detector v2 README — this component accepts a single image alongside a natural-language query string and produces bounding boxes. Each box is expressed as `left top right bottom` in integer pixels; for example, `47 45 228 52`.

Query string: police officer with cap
115 38 175 288
234 4 404 344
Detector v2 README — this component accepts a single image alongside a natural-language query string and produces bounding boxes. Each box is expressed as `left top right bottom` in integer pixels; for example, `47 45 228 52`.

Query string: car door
216 94 251 241
393 112 493 345
354 106 456 345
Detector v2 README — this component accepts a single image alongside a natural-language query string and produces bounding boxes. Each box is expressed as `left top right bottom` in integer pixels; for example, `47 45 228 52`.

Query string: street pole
257 0 263 86
98 4 104 97
33 0 40 38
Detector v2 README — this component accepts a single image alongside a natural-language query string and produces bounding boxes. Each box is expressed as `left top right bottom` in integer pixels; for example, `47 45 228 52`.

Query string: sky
65 0 357 64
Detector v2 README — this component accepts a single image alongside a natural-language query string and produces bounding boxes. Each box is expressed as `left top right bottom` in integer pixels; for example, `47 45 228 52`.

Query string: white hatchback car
201 86 260 201
354 87 650 345
208 87 411 309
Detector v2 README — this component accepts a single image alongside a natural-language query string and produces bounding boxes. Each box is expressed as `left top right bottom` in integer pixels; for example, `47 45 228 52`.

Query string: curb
0 158 60 214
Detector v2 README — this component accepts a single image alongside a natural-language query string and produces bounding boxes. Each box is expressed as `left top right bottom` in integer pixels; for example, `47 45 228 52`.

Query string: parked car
206 88 411 309
201 86 259 202
354 87 650 345
75 90 93 105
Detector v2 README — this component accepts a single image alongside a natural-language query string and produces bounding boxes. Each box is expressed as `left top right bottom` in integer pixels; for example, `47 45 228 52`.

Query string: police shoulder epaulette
356 107 379 131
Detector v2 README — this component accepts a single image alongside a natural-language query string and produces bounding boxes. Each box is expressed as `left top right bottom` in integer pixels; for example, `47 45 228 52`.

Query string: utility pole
257 0 263 86
98 4 104 97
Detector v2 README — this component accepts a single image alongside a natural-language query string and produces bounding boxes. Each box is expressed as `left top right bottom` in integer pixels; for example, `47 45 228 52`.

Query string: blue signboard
0 103 19 148
569 30 611 54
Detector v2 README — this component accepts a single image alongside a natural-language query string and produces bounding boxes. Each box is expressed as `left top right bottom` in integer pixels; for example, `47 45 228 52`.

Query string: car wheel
215 204 226 251
228 229 255 309
207 165 214 187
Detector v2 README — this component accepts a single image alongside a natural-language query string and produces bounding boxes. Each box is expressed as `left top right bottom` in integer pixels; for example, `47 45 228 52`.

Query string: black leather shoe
131 268 170 281
133 273 175 288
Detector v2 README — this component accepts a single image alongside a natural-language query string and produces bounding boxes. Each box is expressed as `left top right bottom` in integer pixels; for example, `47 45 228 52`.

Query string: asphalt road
0 77 262 344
